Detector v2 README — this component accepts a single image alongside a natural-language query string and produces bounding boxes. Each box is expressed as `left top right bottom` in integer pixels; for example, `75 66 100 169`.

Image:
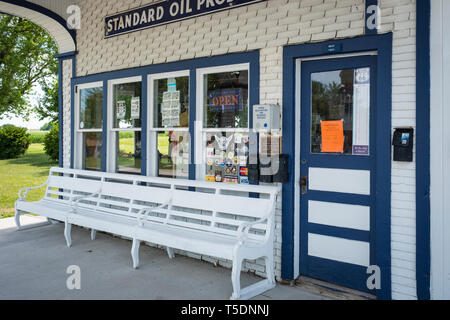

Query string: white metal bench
15 167 280 300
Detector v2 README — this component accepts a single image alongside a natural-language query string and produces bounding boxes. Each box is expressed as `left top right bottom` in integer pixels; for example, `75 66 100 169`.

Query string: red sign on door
321 120 344 153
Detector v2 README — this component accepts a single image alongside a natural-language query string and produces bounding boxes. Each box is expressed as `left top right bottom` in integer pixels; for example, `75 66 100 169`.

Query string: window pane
203 70 248 129
157 131 189 179
113 82 142 129
311 68 370 155
79 87 103 130
83 132 102 171
116 131 141 174
154 76 189 128
204 131 250 184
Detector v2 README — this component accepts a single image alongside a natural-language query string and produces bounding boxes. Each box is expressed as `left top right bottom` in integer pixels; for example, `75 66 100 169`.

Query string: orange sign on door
321 120 344 153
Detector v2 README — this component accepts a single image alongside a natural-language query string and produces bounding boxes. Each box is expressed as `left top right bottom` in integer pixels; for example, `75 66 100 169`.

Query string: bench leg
166 247 175 259
91 229 97 241
265 254 275 285
131 238 140 269
230 252 276 300
230 256 243 300
64 222 72 248
14 206 21 231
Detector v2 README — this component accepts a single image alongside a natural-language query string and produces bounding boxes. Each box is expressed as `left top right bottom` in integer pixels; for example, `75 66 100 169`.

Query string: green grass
118 134 170 158
119 137 135 154
0 144 56 219
28 130 48 144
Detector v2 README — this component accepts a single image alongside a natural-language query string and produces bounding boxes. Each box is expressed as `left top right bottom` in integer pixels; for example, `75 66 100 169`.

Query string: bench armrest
137 200 171 226
70 187 102 213
18 179 50 201
236 194 278 244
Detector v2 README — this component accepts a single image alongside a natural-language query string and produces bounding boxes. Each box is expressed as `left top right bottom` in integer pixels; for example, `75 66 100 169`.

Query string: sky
0 85 48 130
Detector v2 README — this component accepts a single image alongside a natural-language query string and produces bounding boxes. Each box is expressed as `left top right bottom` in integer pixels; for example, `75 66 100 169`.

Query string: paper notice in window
353 68 370 155
130 97 140 120
116 101 126 120
321 120 344 153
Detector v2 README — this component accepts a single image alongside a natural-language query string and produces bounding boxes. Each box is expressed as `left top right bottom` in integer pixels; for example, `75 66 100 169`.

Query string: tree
0 124 31 159
0 14 58 119
35 75 59 123
40 122 54 131
43 123 59 162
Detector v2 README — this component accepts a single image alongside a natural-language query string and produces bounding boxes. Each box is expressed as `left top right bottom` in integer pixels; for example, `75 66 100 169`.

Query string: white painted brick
311 31 336 41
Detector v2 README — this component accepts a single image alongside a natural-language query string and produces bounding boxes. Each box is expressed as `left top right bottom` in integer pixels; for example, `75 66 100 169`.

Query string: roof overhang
0 0 76 54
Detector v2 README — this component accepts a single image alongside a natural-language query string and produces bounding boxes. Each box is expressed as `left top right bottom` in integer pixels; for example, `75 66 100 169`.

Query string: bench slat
155 208 267 231
151 208 267 240
49 167 279 196
48 175 102 194
171 190 271 219
100 182 172 204
46 190 71 199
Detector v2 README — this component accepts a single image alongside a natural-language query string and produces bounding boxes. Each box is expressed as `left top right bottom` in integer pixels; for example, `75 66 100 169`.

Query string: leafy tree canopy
40 122 54 131
0 14 58 120
35 75 59 123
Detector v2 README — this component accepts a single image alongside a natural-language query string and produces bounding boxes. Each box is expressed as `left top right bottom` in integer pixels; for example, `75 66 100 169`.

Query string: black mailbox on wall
392 128 414 162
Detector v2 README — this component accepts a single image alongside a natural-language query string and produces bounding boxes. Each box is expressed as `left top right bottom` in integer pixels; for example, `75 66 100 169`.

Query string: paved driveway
0 215 326 300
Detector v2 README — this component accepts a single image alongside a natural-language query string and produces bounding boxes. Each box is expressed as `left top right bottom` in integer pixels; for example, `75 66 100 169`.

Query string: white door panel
308 233 370 267
308 200 370 231
309 167 371 195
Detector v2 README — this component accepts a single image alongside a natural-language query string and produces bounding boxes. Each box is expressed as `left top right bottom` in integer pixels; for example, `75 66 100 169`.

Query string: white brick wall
380 0 417 300
68 0 418 299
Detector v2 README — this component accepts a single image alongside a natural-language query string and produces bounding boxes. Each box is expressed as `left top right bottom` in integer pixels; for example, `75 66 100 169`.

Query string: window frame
74 81 104 171
195 63 251 180
107 76 143 173
147 70 190 178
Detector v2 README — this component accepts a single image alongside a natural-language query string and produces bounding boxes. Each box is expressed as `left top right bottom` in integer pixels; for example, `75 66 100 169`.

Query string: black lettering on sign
105 0 267 38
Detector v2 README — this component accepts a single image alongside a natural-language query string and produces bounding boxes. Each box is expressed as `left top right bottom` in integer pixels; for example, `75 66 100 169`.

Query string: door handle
300 175 308 195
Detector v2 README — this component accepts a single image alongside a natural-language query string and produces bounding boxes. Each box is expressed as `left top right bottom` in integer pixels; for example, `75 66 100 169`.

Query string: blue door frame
299 55 378 294
282 33 393 300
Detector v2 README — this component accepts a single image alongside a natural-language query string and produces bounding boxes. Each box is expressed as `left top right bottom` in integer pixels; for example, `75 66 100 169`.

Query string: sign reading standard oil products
105 0 266 38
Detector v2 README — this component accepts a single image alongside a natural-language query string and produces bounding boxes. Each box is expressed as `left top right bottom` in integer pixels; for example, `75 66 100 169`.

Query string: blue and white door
299 55 377 293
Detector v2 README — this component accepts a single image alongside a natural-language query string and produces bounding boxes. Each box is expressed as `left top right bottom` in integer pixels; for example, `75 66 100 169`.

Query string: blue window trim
188 68 197 181
282 33 393 300
101 80 108 172
416 0 431 301
70 51 260 177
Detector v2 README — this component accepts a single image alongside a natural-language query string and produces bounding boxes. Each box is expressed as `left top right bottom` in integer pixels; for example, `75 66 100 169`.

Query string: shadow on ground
0 215 326 300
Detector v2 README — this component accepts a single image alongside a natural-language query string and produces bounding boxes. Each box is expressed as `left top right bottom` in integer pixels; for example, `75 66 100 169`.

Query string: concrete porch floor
0 215 330 300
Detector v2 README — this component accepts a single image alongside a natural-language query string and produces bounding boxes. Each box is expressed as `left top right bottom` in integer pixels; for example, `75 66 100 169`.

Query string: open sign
209 89 242 111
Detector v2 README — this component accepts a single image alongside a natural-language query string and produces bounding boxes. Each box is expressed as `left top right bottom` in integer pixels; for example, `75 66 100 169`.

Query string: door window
311 68 371 156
